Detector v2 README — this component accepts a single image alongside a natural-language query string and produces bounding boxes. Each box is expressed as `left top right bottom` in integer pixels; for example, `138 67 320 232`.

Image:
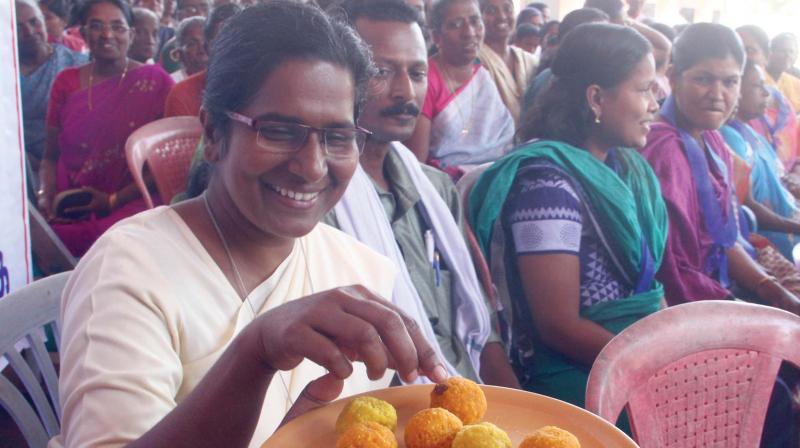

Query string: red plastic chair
585 300 800 447
125 116 202 208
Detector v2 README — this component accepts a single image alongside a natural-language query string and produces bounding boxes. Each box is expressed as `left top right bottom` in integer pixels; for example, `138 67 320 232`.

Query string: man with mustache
326 0 520 387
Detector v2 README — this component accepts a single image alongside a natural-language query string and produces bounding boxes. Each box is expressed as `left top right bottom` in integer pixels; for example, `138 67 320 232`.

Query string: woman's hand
37 188 55 221
755 278 800 315
255 284 447 384
61 186 112 218
37 159 58 220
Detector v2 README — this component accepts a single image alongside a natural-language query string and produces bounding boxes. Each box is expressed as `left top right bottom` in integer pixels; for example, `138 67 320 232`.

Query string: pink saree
48 64 174 256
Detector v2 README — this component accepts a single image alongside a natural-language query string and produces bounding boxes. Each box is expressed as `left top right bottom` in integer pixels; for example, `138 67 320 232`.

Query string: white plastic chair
0 271 70 448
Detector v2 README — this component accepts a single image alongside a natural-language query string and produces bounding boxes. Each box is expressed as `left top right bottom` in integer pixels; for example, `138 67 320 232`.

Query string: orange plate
263 384 638 447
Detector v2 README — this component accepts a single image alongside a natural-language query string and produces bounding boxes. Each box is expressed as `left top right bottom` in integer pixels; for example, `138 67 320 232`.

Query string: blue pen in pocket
434 251 441 287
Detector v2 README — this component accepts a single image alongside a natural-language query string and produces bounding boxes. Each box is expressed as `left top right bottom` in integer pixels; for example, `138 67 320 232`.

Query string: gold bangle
108 192 118 210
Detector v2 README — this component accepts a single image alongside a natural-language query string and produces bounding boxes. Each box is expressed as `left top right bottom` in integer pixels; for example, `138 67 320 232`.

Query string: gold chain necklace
438 59 475 137
87 58 129 111
202 192 308 406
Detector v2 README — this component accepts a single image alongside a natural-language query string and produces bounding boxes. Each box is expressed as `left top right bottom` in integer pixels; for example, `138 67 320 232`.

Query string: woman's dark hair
39 0 68 19
515 7 541 26
736 25 769 56
74 0 134 26
672 23 745 77
175 16 205 47
583 0 623 21
204 3 242 43
515 23 540 39
335 0 421 27
203 1 374 141
541 19 559 37
527 1 547 12
649 22 676 43
429 0 478 32
558 7 607 41
519 23 652 145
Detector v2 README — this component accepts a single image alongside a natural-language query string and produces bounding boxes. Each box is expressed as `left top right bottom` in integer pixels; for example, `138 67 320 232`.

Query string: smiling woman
478 0 537 124
468 24 666 431
37 0 174 257
53 3 447 448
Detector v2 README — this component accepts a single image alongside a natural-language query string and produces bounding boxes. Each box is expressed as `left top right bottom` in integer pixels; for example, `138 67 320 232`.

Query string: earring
592 109 601 124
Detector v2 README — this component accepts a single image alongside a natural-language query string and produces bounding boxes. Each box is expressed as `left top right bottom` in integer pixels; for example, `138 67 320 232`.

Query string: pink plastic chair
455 164 502 319
585 300 800 447
125 116 202 208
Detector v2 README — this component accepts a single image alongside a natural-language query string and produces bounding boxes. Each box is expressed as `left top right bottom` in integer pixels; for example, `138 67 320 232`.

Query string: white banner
0 0 32 298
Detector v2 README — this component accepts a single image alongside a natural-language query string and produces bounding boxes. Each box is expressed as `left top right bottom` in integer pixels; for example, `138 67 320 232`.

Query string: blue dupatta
660 97 738 286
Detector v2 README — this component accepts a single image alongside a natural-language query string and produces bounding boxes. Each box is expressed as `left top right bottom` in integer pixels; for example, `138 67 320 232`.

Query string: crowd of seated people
12 0 800 445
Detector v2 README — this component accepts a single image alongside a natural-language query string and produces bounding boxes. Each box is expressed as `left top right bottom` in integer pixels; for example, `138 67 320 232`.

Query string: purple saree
48 64 174 256
640 121 736 305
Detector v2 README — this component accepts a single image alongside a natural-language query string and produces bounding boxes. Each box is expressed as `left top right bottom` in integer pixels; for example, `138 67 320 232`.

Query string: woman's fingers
260 285 446 385
313 312 390 380
274 325 354 380
338 286 447 383
279 373 343 427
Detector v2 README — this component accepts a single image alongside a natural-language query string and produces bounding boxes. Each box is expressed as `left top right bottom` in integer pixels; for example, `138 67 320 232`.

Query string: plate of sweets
263 377 638 447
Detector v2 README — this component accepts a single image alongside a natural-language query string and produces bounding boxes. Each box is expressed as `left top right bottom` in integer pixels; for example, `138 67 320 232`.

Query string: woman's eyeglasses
226 111 371 158
85 21 129 35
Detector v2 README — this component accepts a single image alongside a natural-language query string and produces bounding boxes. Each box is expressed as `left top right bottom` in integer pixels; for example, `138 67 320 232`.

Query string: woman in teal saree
468 23 667 411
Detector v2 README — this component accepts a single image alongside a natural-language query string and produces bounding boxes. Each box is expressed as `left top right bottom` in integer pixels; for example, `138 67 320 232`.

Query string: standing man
330 0 519 387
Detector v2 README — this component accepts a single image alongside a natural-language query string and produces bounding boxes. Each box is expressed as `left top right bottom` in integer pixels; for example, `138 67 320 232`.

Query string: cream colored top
51 207 396 448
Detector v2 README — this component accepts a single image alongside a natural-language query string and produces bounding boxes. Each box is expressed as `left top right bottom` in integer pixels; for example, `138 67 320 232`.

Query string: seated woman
406 0 514 172
37 0 174 257
520 7 609 121
737 25 800 184
468 23 666 410
17 0 87 180
640 23 800 316
164 3 241 117
478 0 537 124
53 3 447 447
39 0 87 52
721 60 800 260
169 16 207 83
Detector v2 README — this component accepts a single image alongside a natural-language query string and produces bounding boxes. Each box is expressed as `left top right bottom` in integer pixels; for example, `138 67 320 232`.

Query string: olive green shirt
324 148 500 380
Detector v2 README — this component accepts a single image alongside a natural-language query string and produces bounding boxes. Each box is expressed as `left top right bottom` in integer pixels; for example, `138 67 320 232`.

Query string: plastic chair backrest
585 300 800 447
0 271 70 448
454 164 501 316
125 116 202 208
28 200 77 276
